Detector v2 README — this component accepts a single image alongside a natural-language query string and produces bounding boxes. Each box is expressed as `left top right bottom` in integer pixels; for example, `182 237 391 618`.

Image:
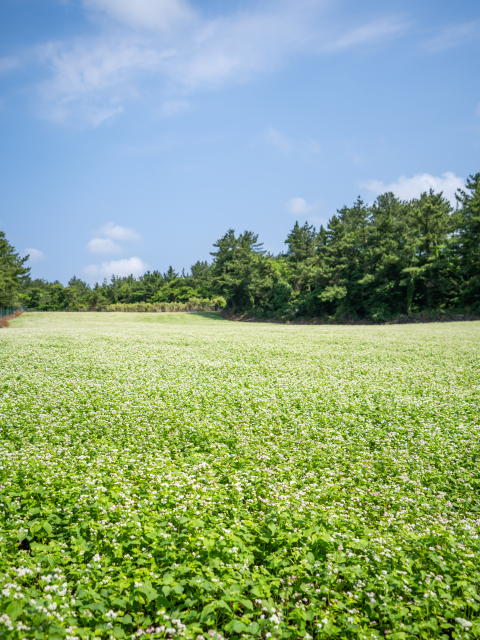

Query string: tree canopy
3 174 479 319
0 231 30 307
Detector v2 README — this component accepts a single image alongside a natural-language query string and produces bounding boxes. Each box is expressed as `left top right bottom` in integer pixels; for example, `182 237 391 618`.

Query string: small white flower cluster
0 614 13 632
2 312 480 639
317 617 330 630
2 583 22 599
456 617 473 630
105 610 118 620
14 567 34 578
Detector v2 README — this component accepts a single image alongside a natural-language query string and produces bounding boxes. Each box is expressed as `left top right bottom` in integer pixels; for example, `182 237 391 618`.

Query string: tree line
1 172 479 321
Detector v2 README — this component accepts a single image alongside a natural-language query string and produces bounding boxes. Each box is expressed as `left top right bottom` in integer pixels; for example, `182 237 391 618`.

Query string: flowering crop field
1 313 480 640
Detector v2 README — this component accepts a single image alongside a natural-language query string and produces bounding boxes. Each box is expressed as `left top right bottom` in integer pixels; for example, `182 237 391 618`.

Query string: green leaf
29 520 41 534
246 621 260 635
120 615 132 625
140 580 159 601
6 601 22 621
43 521 53 535
209 557 221 569
111 598 127 608
351 539 368 550
216 600 232 612
200 604 216 623
204 537 215 550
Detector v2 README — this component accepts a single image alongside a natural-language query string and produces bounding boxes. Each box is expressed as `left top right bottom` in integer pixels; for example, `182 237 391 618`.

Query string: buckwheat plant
1 312 479 640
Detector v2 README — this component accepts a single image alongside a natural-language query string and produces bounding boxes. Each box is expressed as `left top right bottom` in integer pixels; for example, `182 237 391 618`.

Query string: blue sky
1 0 479 284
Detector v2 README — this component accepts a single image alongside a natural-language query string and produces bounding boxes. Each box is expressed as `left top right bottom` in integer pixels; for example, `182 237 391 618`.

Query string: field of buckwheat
1 312 480 640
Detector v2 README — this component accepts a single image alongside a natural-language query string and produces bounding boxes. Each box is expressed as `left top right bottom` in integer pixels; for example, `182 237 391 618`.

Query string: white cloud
265 126 320 154
160 99 190 116
97 222 141 241
360 172 464 205
0 56 20 75
84 256 148 279
286 197 316 215
25 248 45 263
86 237 122 253
424 21 480 53
83 0 197 32
266 126 292 152
328 17 408 51
25 1 409 126
37 39 166 125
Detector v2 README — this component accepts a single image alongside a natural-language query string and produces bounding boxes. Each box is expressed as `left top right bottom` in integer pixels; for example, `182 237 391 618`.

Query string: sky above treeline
1 0 479 284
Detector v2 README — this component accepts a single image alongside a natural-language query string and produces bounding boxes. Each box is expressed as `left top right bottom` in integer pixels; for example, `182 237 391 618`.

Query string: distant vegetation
2 173 479 321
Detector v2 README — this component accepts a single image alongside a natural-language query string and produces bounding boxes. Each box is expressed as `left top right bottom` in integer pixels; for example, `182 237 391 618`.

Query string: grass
1 312 480 640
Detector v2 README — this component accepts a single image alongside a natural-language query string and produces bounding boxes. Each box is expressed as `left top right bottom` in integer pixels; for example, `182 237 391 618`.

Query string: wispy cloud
424 21 480 53
286 197 317 215
97 222 141 241
327 16 408 51
36 39 166 125
84 256 148 279
265 126 293 152
265 126 320 154
360 172 464 205
16 0 410 126
160 99 191 117
0 57 20 75
86 237 122 253
24 248 45 263
83 0 197 32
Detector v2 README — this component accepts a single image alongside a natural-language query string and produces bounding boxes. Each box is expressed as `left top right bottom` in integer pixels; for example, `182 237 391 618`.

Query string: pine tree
284 221 317 292
210 229 273 310
454 173 480 310
0 231 30 307
308 197 370 318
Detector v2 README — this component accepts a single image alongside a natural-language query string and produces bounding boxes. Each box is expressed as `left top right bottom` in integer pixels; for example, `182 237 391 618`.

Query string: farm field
1 313 480 640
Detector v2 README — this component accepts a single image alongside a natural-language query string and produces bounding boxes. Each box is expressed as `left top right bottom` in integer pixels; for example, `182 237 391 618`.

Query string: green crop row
1 313 479 640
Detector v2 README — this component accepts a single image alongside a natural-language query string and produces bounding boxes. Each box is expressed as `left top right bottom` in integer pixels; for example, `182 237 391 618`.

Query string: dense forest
2 173 479 321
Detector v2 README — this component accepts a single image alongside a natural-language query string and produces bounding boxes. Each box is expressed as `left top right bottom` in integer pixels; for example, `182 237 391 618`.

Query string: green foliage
453 174 480 310
1 313 480 639
103 298 226 312
8 173 480 319
189 261 213 297
18 271 218 312
0 231 30 307
210 230 275 310
215 184 478 321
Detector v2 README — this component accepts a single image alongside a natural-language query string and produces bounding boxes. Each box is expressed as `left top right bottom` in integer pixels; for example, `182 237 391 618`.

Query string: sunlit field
1 313 480 640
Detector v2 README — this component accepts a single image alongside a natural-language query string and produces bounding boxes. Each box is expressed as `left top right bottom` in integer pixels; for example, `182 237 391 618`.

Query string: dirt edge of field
221 309 480 326
0 310 23 328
